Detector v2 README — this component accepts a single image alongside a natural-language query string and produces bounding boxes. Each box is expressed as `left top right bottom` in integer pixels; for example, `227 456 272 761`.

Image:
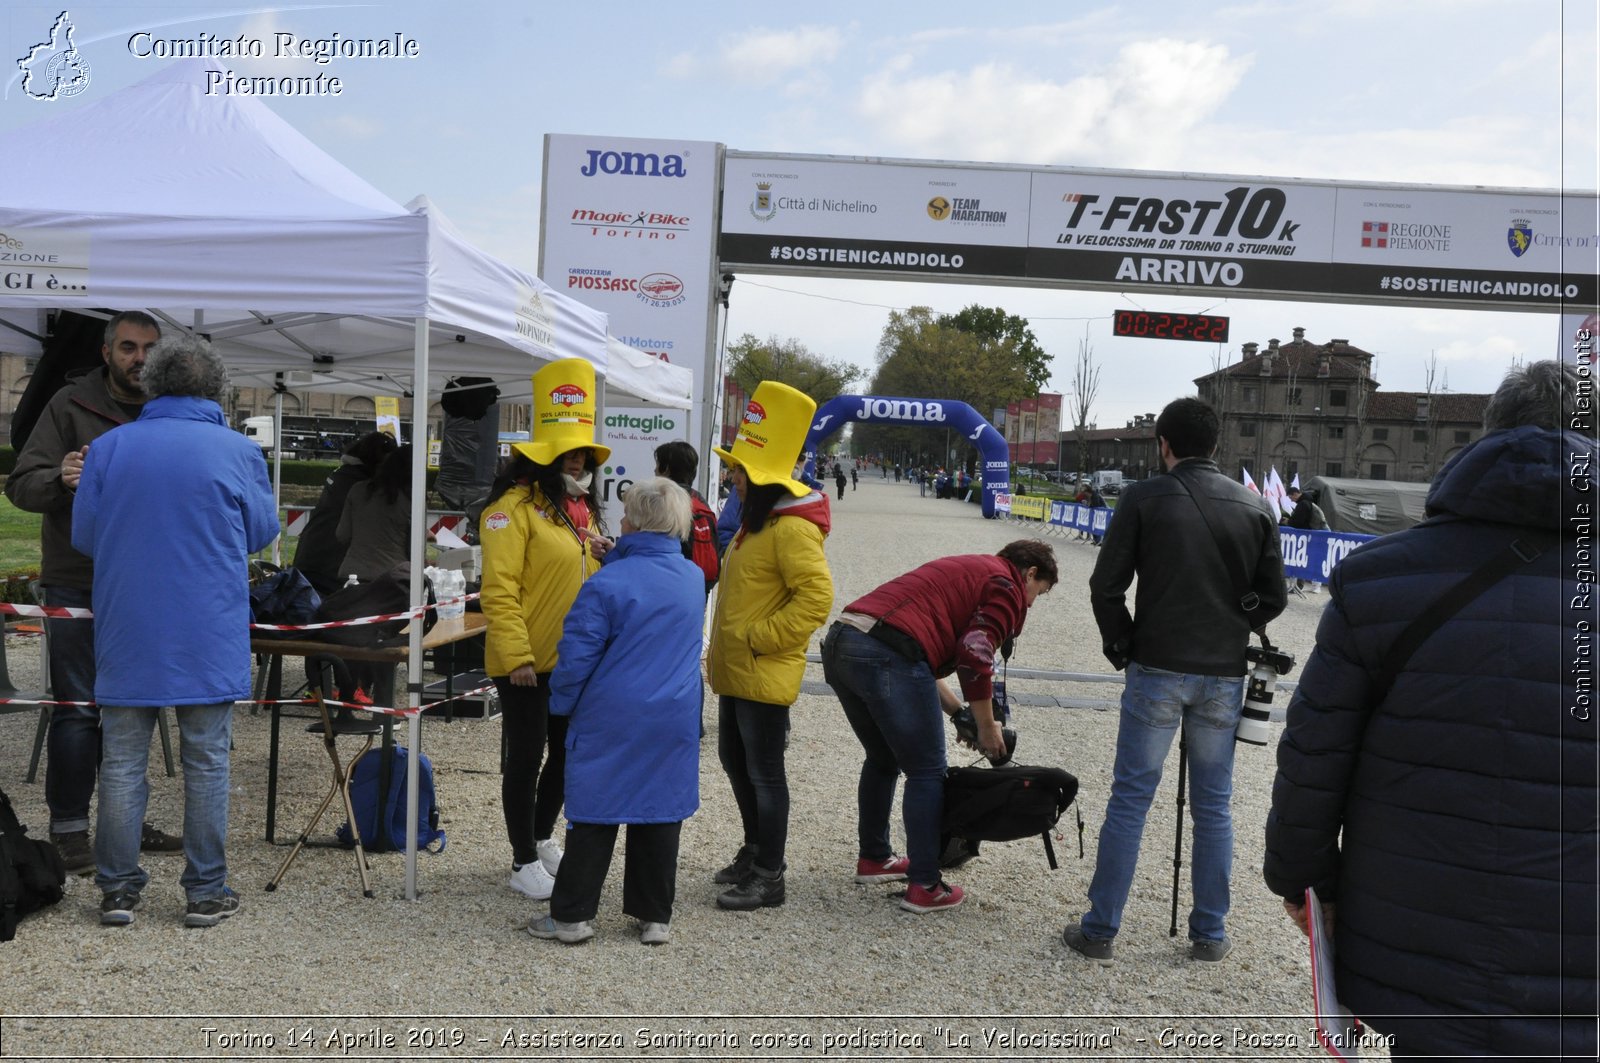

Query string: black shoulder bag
1168 467 1265 616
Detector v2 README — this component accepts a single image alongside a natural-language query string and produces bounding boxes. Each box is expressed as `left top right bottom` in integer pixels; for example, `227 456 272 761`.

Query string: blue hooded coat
548 531 704 824
71 395 279 707
1264 425 1597 1057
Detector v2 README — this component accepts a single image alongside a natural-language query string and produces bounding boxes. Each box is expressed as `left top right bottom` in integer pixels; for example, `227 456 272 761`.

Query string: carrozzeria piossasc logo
17 10 92 101
579 148 687 178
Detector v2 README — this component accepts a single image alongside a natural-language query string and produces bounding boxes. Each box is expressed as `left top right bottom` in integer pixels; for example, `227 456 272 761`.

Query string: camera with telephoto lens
952 680 1018 766
1237 635 1296 746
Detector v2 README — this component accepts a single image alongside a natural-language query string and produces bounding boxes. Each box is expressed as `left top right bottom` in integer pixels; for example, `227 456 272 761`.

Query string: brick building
1193 328 1488 483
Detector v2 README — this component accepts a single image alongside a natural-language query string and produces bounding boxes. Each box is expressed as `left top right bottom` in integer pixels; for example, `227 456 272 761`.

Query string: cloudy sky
3 0 1594 426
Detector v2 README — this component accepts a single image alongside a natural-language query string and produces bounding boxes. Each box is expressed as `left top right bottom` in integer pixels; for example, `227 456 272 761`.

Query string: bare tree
1071 328 1101 477
1419 350 1445 479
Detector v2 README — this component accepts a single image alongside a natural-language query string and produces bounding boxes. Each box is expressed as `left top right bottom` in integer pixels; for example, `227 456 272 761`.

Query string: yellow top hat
514 357 612 466
713 380 816 498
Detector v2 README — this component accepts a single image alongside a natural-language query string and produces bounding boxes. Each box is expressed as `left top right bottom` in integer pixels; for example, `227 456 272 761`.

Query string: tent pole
271 383 284 566
405 316 429 901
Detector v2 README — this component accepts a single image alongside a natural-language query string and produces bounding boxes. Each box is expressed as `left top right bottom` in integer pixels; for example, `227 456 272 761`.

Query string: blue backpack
337 746 446 853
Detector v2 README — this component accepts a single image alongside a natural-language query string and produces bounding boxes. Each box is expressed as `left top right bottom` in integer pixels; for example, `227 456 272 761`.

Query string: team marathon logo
926 196 1007 227
17 11 92 100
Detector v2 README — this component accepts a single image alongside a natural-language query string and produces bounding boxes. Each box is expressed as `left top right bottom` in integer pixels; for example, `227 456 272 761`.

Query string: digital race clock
1112 310 1231 343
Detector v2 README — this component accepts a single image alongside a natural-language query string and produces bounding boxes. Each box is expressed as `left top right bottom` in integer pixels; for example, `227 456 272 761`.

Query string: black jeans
716 695 790 873
494 674 567 867
549 821 681 924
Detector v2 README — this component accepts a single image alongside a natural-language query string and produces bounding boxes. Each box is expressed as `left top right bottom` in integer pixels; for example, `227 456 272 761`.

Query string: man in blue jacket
72 334 279 929
1264 361 1596 1059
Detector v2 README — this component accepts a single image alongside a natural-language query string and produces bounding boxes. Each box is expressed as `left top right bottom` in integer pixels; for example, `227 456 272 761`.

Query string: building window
1240 384 1258 406
1370 463 1388 480
1327 425 1345 439
1371 427 1389 441
1329 388 1347 406
1288 424 1301 439
1286 461 1299 477
1286 387 1303 407
1327 462 1343 477
1240 421 1257 437
1455 430 1471 444
1413 428 1428 443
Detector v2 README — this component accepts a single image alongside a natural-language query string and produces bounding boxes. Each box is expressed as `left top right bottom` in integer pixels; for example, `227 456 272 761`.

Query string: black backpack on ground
940 763 1081 870
0 786 66 942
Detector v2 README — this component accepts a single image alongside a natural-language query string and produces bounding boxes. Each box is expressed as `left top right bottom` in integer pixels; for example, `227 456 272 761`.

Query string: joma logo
854 398 947 423
580 150 687 178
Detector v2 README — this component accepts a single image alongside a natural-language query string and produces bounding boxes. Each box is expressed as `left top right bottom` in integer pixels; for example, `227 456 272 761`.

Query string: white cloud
856 39 1248 167
719 26 844 85
662 52 699 79
322 114 382 140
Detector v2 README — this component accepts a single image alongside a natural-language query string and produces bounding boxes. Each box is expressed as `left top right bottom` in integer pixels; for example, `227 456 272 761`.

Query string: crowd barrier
994 495 1377 585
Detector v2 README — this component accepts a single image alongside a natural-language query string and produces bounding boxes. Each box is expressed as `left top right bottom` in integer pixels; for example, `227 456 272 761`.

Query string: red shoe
349 687 375 707
854 854 911 884
900 880 965 913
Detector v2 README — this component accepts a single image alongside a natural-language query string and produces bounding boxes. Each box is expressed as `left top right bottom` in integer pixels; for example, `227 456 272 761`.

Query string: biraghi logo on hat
742 401 767 425
550 383 587 407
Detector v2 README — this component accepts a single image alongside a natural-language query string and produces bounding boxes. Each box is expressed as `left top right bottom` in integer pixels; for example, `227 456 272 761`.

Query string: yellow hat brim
713 446 810 497
514 441 612 466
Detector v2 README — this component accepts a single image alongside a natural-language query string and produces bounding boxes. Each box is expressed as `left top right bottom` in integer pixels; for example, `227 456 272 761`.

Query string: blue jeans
821 625 948 887
41 584 99 835
95 703 233 901
716 695 790 873
1083 662 1244 943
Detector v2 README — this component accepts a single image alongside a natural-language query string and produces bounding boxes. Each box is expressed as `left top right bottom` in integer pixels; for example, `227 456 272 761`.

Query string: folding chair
0 623 52 782
264 685 381 898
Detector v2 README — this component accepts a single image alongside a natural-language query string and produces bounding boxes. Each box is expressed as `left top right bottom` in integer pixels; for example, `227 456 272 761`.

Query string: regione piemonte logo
17 10 92 100
1360 221 1388 249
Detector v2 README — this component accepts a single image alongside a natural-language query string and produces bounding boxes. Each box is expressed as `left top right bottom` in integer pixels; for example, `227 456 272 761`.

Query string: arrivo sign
1111 309 1230 343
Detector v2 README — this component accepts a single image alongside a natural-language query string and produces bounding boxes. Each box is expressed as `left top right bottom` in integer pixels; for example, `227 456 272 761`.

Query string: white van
241 416 275 451
1090 469 1124 493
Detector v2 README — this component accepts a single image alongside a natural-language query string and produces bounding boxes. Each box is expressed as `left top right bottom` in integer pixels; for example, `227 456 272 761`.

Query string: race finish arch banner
540 135 722 529
803 394 1010 517
719 153 1597 313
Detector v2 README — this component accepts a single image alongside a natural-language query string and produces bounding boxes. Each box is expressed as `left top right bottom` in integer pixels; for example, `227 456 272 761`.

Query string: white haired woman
527 477 706 946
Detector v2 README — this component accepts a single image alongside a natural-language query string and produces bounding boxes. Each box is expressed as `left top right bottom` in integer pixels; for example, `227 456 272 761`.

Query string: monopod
1168 720 1188 937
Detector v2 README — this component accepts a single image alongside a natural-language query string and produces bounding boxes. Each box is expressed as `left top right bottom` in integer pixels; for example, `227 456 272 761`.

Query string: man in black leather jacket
1064 397 1284 966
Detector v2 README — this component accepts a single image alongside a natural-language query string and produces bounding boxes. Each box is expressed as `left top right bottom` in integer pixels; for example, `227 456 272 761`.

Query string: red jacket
844 554 1027 701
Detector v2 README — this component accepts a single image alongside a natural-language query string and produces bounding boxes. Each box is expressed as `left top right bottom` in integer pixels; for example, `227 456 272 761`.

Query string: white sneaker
638 920 670 946
508 861 555 901
536 837 563 876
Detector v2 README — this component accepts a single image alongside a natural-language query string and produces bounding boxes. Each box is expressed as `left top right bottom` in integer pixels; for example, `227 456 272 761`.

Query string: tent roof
0 59 691 408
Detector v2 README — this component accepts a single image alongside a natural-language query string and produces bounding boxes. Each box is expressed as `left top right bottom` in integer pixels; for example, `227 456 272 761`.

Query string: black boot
712 844 758 885
717 865 785 910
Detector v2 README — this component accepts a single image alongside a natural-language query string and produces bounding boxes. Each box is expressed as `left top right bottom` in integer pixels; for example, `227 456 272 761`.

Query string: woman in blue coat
528 477 705 946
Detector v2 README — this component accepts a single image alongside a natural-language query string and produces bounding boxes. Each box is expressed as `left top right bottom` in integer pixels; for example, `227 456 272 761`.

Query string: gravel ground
0 477 1389 1061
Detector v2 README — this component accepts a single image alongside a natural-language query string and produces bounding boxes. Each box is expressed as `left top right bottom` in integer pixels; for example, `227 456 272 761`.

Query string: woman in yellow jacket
708 382 834 911
479 360 613 903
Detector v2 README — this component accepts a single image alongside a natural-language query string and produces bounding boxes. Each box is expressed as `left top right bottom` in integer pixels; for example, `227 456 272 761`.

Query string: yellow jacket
479 484 601 676
707 492 834 705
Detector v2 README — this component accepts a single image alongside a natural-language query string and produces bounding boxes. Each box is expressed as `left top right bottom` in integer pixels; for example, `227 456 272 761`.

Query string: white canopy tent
0 58 690 898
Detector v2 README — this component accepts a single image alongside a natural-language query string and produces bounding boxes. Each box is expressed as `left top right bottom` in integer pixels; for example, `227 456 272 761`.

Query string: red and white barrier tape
2 682 497 717
2 593 480 630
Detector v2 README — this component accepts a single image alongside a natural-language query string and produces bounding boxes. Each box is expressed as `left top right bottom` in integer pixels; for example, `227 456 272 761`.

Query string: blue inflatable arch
802 394 1011 518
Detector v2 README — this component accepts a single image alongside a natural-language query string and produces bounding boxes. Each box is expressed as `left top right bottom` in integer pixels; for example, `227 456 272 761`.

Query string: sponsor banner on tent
717 150 1596 311
0 228 91 297
541 134 721 527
